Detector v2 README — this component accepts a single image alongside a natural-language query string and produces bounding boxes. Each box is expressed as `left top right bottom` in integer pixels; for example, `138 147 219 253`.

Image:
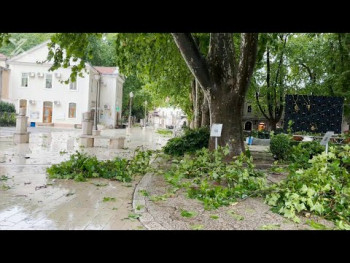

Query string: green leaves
190 224 204 230
306 220 330 230
227 210 244 221
259 224 280 230
126 213 141 221
180 209 197 218
46 149 153 182
164 145 267 210
103 197 116 202
265 145 350 228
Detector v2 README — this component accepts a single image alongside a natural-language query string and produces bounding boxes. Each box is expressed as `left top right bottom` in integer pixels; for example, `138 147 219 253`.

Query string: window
70 81 77 91
21 73 28 87
68 103 76 118
247 105 252 113
45 74 52 89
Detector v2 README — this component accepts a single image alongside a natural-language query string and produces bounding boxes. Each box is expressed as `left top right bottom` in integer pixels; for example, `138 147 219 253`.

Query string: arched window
68 103 76 118
244 121 252 131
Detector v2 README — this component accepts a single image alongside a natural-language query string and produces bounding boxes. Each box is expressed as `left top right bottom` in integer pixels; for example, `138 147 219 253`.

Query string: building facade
241 101 281 131
2 42 124 128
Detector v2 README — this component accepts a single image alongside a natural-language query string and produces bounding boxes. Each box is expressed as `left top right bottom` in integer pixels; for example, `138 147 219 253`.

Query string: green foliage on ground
270 133 291 160
163 127 209 156
46 149 153 182
163 146 268 210
265 145 350 229
288 141 325 170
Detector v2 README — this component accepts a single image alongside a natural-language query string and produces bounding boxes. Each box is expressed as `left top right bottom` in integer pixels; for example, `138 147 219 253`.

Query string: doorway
43 101 53 123
244 121 252 131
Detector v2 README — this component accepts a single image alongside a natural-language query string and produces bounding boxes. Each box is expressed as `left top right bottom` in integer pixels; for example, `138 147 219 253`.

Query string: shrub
270 133 291 160
0 101 15 113
163 127 209 156
0 112 16 127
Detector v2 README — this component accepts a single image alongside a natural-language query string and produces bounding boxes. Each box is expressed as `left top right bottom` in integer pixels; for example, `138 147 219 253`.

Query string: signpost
210 124 223 150
320 131 334 154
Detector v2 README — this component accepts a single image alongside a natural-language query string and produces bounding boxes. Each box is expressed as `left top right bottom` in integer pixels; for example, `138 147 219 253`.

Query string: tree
172 33 258 157
122 75 153 121
252 34 288 131
0 33 53 56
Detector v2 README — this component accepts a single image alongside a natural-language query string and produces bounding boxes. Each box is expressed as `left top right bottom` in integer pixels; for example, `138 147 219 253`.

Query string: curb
132 157 167 230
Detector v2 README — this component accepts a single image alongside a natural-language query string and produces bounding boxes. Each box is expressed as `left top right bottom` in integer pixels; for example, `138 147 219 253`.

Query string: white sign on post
210 124 223 137
320 131 334 154
210 124 223 149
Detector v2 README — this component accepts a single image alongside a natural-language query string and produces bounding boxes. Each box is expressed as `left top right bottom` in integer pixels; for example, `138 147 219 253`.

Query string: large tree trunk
269 120 277 131
208 91 245 156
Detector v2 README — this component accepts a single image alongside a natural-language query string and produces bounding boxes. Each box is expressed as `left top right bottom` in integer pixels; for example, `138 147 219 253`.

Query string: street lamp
144 100 148 128
129 91 134 128
94 74 100 132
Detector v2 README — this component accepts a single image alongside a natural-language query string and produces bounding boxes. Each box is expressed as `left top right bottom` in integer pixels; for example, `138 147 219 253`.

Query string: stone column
13 108 30 143
80 111 94 147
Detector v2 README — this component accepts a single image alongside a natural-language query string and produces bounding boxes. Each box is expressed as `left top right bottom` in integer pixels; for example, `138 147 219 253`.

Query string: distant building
0 53 10 102
149 107 187 129
1 42 124 128
241 101 280 131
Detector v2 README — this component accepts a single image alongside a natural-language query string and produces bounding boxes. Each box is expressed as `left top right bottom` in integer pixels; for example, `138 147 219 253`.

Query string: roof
0 53 7 60
94 66 118 75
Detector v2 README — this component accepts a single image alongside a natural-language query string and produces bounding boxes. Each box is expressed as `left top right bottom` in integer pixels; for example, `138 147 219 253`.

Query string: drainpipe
94 74 100 131
98 76 101 124
0 68 2 100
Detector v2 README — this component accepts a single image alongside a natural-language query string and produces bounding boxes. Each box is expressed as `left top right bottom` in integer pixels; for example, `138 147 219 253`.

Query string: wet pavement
0 126 169 230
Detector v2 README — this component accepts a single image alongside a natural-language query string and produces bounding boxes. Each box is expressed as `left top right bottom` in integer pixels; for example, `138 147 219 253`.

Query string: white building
3 41 124 128
149 107 187 129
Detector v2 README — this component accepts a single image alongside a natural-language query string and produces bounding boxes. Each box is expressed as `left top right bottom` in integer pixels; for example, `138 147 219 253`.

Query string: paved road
0 127 170 230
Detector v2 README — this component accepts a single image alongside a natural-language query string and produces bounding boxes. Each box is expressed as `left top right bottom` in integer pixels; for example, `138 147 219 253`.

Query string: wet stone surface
0 127 168 230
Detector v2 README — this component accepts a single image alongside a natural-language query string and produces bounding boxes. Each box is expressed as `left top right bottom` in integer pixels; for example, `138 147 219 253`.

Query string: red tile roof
94 66 117 75
0 53 7 60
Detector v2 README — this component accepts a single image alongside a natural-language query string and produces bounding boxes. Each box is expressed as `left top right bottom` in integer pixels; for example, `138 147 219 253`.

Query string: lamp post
94 74 100 132
129 91 134 128
144 100 147 128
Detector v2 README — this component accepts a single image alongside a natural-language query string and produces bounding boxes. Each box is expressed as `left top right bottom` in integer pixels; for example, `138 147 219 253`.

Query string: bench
80 135 126 148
